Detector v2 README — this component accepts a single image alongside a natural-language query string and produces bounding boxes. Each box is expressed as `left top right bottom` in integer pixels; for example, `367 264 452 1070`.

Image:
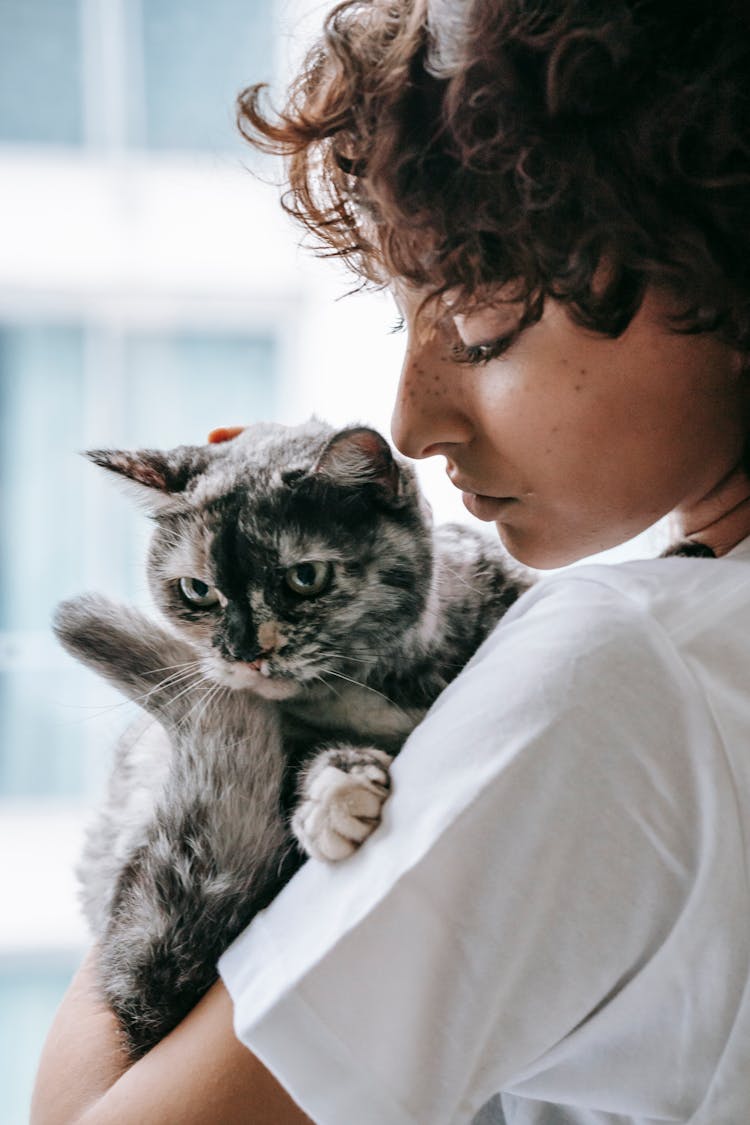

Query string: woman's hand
30 948 313 1125
208 426 245 444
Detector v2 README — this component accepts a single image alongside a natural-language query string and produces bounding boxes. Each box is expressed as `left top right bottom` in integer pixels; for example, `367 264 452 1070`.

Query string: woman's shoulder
499 548 750 654
442 548 750 743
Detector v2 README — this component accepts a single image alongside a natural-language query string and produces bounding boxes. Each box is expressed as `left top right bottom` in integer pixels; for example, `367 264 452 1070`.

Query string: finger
207 426 245 444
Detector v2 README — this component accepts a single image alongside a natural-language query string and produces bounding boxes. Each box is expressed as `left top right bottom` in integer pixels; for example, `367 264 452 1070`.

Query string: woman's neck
677 463 750 556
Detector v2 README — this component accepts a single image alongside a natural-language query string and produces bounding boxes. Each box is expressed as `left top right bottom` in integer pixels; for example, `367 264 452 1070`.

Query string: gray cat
54 419 529 1058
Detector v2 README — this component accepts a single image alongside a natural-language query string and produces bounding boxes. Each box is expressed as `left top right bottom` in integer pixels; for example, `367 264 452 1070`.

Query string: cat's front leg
53 594 200 719
291 746 393 862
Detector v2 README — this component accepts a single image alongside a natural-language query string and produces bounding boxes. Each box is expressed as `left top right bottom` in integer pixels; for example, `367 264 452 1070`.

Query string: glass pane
0 324 107 797
0 324 87 631
0 656 120 798
122 329 278 447
0 955 80 1125
0 0 83 146
138 0 274 151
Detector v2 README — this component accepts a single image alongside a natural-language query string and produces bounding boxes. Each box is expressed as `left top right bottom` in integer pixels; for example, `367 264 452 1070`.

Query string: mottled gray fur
54 419 529 1057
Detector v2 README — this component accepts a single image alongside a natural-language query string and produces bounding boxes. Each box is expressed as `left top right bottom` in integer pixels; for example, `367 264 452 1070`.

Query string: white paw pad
292 749 392 862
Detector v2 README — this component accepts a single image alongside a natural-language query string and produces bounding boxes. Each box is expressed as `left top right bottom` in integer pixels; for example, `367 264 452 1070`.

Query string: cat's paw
291 747 393 862
53 594 121 653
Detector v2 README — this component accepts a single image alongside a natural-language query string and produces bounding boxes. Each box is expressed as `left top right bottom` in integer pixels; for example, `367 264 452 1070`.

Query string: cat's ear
86 446 211 513
312 427 400 500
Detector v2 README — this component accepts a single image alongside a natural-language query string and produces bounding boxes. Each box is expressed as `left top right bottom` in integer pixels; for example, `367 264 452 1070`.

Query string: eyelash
388 316 516 364
451 334 516 366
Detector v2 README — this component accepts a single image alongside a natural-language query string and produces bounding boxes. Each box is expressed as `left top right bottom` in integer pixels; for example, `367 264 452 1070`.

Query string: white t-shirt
219 539 750 1125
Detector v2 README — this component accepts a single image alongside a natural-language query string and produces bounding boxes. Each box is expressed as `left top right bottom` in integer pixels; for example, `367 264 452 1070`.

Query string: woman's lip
461 491 516 521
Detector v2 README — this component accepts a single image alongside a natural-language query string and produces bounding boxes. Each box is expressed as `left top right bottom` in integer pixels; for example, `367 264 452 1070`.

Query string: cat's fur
54 419 530 1057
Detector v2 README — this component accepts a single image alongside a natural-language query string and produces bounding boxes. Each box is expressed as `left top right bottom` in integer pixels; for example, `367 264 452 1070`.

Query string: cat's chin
202 656 301 701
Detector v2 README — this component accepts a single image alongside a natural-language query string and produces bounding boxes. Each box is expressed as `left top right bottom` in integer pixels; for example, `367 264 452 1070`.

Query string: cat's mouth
203 654 300 701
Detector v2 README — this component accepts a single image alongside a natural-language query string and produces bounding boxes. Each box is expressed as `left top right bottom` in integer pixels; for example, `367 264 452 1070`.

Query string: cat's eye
178 577 220 608
284 560 333 598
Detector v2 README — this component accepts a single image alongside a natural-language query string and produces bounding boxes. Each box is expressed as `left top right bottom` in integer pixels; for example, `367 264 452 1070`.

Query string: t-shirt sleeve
218 574 719 1125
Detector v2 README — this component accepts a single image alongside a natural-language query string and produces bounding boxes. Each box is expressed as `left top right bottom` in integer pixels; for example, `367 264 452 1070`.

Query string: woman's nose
390 332 473 460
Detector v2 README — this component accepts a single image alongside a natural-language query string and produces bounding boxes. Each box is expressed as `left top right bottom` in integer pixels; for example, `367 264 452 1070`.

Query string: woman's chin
494 523 585 570
497 519 645 570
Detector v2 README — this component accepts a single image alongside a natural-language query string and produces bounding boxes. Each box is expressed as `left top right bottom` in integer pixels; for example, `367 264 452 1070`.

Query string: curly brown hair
237 0 750 350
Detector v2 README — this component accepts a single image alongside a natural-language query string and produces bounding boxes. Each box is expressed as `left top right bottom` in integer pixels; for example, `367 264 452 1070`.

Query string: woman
32 1 750 1122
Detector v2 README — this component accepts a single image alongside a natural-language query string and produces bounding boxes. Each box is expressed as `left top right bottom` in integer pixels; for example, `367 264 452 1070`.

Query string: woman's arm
30 948 313 1125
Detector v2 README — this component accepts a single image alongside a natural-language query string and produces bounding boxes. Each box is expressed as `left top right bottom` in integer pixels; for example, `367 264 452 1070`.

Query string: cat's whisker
307 669 345 701
148 665 204 690
140 659 205 678
440 563 485 597
55 697 144 724
322 668 410 715
174 682 213 728
306 648 386 675
128 666 206 710
320 650 380 667
179 678 227 728
162 672 216 715
55 664 205 724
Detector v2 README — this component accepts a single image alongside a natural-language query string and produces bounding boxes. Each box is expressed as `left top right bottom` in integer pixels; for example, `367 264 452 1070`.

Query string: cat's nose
228 642 269 665
218 630 268 665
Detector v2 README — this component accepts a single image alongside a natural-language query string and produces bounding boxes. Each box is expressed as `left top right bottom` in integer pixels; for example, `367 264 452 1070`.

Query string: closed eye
451 333 517 366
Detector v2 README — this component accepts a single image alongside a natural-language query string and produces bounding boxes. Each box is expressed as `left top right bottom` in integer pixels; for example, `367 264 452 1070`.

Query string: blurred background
0 1 666 1119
